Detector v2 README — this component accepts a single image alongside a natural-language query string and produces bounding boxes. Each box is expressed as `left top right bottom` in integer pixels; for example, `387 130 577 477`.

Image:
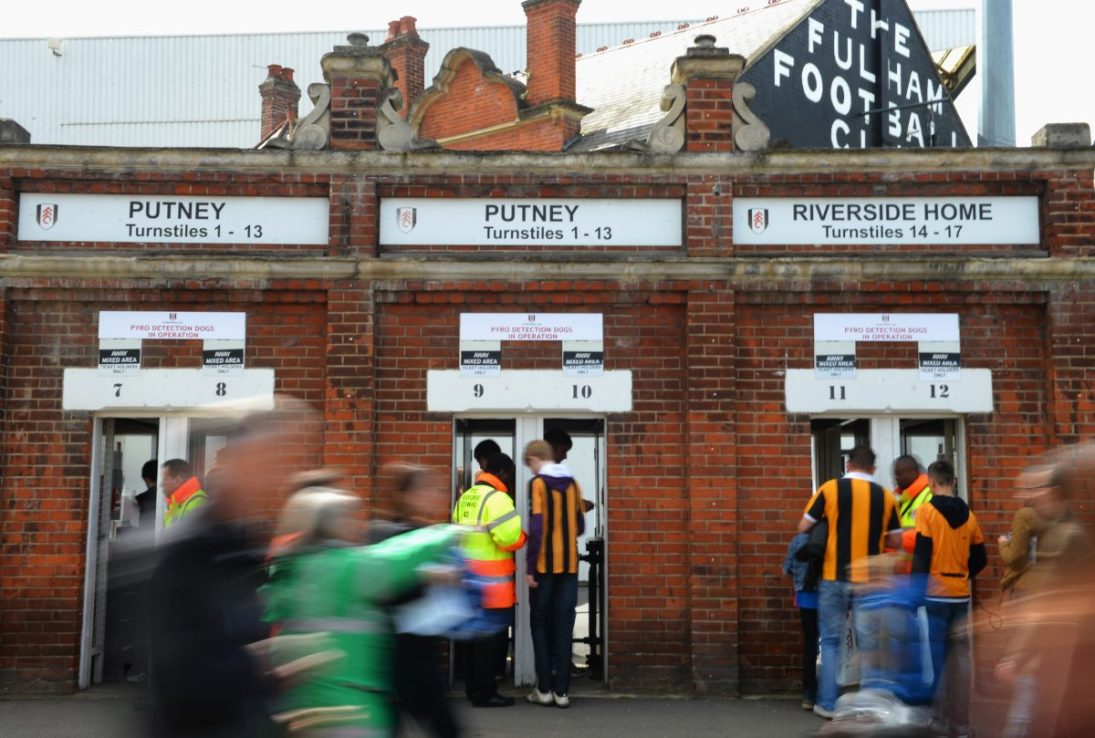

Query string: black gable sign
740 0 971 149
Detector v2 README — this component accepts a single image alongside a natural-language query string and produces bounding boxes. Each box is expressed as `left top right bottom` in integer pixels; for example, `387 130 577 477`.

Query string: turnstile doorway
452 416 608 688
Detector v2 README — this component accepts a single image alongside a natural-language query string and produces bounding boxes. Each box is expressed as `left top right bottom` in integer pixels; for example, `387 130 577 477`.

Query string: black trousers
393 634 460 738
800 607 820 703
465 629 508 703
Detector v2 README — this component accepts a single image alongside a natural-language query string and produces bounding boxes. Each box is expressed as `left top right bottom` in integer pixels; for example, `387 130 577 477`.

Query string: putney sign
379 198 682 247
18 193 329 245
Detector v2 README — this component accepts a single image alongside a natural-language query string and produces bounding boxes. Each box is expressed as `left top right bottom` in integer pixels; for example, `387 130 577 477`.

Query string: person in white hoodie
523 439 587 709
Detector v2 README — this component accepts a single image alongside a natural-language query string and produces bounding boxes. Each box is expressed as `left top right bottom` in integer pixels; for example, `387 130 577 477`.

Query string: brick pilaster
1047 281 1095 448
685 286 739 693
328 176 377 257
324 283 375 505
0 175 14 252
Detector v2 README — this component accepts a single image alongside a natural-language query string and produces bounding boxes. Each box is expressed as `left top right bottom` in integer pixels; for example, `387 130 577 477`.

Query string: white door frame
77 413 198 689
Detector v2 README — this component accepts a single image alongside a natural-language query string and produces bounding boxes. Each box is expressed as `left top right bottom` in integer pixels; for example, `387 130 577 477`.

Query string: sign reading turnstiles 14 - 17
734 197 1040 245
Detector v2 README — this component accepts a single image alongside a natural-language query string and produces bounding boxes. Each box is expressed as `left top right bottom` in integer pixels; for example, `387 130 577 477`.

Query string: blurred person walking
523 440 586 709
265 485 461 737
147 412 300 738
995 450 1094 738
911 459 986 738
453 453 526 707
796 445 902 719
367 463 462 738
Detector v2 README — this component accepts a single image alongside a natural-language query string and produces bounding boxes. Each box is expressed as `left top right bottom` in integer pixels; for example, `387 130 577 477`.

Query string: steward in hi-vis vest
453 470 526 609
161 459 209 528
452 453 525 708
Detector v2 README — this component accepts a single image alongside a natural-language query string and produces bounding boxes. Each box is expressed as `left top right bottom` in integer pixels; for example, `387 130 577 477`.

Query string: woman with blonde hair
264 486 458 737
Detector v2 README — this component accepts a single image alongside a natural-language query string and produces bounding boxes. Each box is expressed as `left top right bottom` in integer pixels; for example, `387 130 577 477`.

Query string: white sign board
427 370 632 413
379 198 682 247
63 368 275 412
734 197 1040 245
19 193 329 245
100 311 246 341
814 313 959 343
784 369 993 414
460 313 602 342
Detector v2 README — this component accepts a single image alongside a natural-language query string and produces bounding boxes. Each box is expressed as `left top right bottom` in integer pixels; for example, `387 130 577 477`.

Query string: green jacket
264 525 457 735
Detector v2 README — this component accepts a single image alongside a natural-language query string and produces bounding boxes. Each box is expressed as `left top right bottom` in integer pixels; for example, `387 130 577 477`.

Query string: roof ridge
577 0 802 61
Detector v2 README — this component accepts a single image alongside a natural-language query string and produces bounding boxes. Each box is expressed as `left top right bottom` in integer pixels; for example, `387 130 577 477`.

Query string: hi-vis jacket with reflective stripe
163 476 208 528
453 472 527 609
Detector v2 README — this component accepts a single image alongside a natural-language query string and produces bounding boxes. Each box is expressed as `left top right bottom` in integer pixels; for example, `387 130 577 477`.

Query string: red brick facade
0 147 1093 695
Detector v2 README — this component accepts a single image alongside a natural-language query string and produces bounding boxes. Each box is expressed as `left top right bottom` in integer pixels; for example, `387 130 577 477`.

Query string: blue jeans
818 580 880 711
925 601 971 733
530 572 578 696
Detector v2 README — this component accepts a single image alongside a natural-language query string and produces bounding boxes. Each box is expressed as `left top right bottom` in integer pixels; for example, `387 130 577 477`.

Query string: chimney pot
282 67 294 82
266 63 283 79
400 16 418 37
387 20 401 41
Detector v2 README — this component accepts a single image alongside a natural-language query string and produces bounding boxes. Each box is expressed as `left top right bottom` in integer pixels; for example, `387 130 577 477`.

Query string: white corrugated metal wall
0 12 973 148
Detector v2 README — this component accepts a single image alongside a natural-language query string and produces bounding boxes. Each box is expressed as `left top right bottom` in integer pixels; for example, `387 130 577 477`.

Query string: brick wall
734 290 1053 692
0 150 1092 693
0 285 328 689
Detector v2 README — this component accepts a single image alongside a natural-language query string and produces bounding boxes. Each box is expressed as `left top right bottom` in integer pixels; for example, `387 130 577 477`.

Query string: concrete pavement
0 686 821 737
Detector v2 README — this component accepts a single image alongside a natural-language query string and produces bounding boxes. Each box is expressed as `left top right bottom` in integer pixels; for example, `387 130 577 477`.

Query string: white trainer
553 692 570 708
526 688 553 706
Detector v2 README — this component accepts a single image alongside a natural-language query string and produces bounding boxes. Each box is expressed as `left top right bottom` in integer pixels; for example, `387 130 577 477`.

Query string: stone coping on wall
1 253 1092 283
1 144 1094 177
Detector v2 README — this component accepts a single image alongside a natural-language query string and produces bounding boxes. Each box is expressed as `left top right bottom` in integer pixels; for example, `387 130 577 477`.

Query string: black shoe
472 694 515 708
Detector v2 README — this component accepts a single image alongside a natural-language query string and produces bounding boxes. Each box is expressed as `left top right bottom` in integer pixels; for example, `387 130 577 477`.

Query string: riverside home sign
738 0 971 149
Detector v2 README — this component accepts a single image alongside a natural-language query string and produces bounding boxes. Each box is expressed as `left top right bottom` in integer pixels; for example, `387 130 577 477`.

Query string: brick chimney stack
522 0 580 107
259 64 301 140
380 16 429 117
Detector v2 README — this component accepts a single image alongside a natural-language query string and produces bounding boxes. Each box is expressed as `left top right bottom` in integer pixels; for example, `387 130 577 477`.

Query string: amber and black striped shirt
803 474 901 583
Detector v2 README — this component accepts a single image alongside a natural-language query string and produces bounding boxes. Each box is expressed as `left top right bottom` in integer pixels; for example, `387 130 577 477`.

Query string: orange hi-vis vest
452 473 526 609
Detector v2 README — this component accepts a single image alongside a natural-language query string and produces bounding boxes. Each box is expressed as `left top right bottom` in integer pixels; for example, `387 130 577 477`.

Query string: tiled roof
571 0 821 151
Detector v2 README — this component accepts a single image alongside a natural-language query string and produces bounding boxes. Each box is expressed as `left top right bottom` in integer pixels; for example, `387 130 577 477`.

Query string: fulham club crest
36 203 59 230
748 207 769 234
397 207 417 234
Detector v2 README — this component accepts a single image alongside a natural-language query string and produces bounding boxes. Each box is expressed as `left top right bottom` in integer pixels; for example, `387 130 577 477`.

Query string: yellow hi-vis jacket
453 472 526 609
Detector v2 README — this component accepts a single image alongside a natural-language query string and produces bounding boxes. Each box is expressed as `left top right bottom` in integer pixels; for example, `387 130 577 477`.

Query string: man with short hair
797 445 902 719
473 439 502 471
523 440 585 709
912 459 986 738
894 455 933 530
161 459 208 528
135 459 159 533
543 429 572 465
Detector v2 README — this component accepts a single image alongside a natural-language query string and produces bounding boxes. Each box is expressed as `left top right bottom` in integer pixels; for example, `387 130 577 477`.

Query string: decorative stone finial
348 33 369 47
694 34 717 49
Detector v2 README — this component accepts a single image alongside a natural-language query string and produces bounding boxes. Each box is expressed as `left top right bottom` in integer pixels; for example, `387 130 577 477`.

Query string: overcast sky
2 0 1091 146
